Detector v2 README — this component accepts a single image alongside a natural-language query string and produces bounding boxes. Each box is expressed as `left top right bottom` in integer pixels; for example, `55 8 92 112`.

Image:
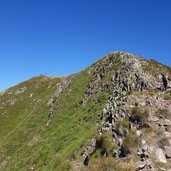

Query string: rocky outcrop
1 52 171 171
47 78 70 118
84 52 154 104
80 53 171 171
81 52 156 165
15 87 27 95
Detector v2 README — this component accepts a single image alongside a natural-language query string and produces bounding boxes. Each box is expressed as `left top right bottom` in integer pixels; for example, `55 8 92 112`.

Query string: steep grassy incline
0 76 61 141
0 76 63 170
0 52 171 171
0 65 112 170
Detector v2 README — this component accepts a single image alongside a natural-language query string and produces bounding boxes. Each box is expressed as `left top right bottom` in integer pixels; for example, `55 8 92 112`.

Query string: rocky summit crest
0 52 171 171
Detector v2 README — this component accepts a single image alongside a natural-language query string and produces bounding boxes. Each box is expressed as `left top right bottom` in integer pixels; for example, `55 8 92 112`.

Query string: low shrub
130 107 149 124
123 128 141 153
116 119 130 129
95 132 118 156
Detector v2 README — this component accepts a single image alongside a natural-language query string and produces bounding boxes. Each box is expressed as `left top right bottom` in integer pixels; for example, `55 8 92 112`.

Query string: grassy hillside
0 67 111 170
0 52 171 171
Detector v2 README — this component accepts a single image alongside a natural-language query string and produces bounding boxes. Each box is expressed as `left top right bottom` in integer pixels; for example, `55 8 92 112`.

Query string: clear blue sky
0 0 171 90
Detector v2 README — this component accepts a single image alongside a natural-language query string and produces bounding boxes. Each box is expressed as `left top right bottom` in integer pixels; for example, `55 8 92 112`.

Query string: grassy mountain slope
0 52 171 171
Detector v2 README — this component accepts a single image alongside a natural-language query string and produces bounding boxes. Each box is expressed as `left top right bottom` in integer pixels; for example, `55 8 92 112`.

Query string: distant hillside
0 52 171 171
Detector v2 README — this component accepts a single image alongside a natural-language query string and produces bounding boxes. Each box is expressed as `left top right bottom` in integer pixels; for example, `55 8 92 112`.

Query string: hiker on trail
161 73 169 91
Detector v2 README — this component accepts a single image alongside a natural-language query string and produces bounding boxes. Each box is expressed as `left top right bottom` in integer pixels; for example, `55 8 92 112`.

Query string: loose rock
155 148 167 163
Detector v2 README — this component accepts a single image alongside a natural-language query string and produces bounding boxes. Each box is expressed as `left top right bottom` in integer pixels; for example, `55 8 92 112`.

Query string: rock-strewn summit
0 52 171 171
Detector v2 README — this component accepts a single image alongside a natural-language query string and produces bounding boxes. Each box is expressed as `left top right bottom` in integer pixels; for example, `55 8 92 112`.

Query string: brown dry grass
86 157 134 171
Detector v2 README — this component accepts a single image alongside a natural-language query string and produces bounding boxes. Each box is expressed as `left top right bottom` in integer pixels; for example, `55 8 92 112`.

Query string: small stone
140 102 146 106
141 139 146 145
136 130 143 137
103 108 107 114
146 159 152 166
155 148 167 163
164 119 171 126
152 116 159 122
164 132 171 138
142 144 148 152
112 149 119 157
30 167 34 170
164 146 171 158
136 161 146 170
137 148 143 156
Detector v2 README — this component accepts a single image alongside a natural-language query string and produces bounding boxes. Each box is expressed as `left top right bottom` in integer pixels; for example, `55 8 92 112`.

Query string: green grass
123 128 141 152
0 76 62 170
164 90 171 101
116 118 130 129
155 162 168 170
142 59 171 79
95 132 118 157
1 53 171 171
0 76 59 142
0 69 112 171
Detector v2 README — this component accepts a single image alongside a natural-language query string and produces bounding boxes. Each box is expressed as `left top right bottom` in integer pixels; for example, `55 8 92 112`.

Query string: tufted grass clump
130 107 149 124
123 128 141 153
164 90 171 101
158 108 171 119
116 118 130 129
95 132 118 156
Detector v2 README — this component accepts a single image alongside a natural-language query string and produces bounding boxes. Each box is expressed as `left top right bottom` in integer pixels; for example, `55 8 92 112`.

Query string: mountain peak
0 52 171 171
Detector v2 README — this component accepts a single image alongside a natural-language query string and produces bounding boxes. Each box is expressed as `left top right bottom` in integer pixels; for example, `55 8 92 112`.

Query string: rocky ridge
79 52 171 171
0 52 171 171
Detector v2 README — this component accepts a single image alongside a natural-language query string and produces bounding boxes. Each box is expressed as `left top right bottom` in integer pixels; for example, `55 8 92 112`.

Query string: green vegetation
0 68 111 171
164 90 171 101
158 108 171 119
95 132 118 157
1 53 171 170
123 128 141 152
46 156 71 171
155 162 168 170
130 107 149 124
143 59 171 79
116 118 130 129
0 76 60 143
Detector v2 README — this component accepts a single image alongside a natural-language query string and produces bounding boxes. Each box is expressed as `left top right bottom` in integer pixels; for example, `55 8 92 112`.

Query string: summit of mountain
0 52 171 171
